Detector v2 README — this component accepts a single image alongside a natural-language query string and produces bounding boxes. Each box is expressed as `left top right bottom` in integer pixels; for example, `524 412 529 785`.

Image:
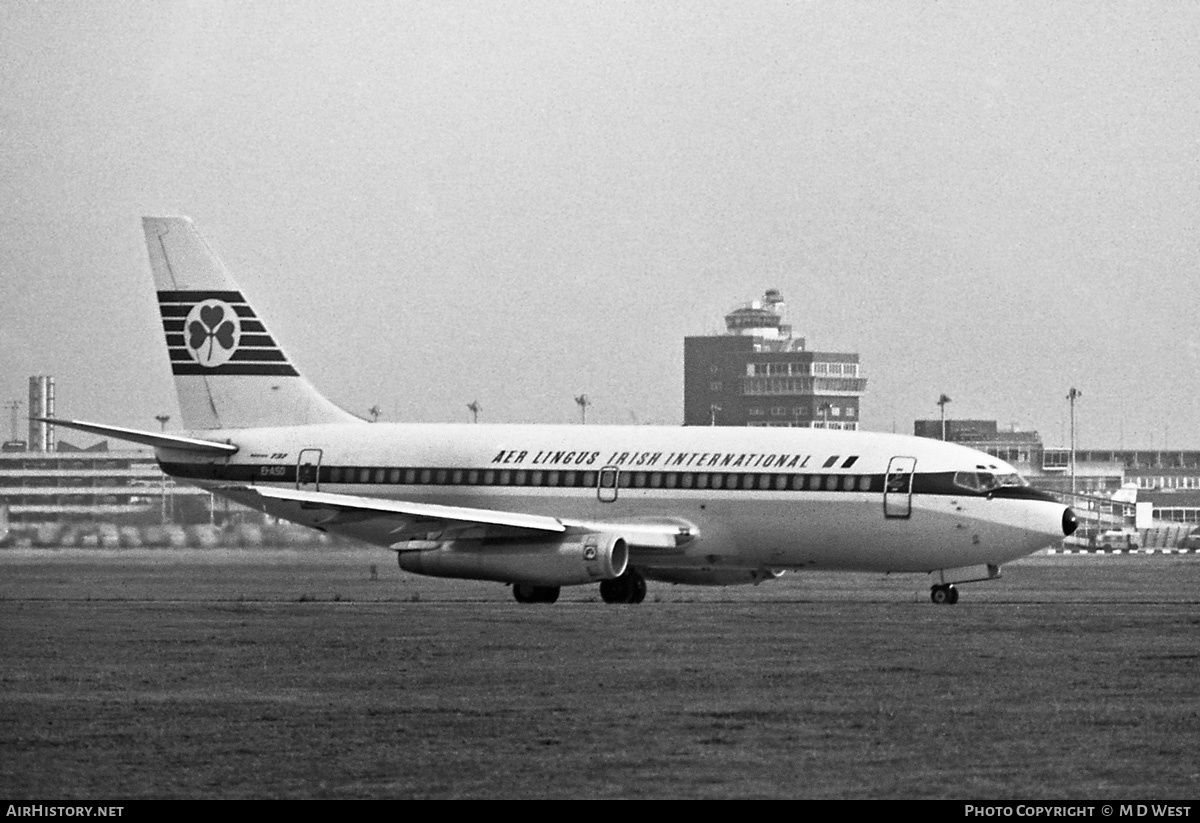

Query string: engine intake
397 532 629 587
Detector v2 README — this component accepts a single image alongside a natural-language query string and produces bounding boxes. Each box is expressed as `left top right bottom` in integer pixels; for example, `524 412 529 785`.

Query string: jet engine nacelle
397 532 629 586
643 567 784 586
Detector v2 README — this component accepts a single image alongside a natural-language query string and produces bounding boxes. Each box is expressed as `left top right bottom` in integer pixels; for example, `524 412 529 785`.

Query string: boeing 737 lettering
43 217 1078 604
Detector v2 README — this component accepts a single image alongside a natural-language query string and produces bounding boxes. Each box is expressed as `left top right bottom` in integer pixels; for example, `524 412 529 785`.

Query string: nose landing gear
928 563 1001 605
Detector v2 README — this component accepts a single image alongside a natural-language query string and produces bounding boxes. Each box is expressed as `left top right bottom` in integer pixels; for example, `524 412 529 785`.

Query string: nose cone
1062 507 1079 537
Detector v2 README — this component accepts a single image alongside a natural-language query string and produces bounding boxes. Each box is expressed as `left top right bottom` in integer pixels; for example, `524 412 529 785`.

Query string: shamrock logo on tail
183 299 241 367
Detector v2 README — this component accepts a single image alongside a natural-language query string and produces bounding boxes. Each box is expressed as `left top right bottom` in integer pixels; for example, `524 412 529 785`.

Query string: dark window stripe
156 462 940 498
161 462 1031 499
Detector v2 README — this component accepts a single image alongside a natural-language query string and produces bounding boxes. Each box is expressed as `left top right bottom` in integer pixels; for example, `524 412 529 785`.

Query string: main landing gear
512 583 560 604
930 584 959 605
512 571 648 604
599 569 647 604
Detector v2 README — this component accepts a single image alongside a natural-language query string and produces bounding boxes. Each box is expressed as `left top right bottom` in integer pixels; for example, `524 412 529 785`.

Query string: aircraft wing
228 485 694 550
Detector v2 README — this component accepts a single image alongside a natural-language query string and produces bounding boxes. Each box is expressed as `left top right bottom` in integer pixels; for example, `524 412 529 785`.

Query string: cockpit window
953 471 1028 493
953 471 981 492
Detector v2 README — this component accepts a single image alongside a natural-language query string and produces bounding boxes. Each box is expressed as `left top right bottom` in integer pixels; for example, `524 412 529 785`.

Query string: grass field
2 550 1198 799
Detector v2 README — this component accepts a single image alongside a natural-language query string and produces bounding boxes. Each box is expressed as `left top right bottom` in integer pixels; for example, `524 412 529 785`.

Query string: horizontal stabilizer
32 417 238 455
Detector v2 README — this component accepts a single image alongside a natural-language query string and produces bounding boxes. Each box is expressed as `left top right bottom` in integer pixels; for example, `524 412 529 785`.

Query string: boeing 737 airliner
43 217 1077 604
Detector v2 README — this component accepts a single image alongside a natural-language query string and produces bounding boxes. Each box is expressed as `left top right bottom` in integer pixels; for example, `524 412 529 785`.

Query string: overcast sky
2 1 1197 449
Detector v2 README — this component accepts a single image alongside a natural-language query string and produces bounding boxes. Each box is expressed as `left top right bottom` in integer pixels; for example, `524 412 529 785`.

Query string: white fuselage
159 422 1068 576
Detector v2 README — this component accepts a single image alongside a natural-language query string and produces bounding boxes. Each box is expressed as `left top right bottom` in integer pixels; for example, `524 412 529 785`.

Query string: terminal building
0 375 210 543
684 290 866 429
0 443 208 526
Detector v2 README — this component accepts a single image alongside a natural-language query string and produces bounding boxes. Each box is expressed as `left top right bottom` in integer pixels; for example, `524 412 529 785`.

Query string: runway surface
2 550 1198 798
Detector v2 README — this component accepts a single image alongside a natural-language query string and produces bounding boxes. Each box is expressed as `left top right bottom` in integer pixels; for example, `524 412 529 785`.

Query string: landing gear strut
928 564 1001 604
512 583 560 604
930 584 959 605
599 569 647 604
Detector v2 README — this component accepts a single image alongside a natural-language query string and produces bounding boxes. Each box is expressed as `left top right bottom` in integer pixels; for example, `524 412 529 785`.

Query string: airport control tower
684 289 866 428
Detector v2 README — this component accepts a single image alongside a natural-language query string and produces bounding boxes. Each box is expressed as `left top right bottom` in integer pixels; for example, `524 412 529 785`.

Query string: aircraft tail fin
143 216 361 430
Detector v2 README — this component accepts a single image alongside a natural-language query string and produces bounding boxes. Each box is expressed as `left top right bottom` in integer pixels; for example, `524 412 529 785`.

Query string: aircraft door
597 466 619 503
884 456 916 518
297 449 323 491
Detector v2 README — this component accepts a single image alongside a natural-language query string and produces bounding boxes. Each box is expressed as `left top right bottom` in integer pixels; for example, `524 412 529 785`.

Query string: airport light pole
575 394 590 425
937 394 952 441
819 402 832 429
710 404 721 426
155 413 174 520
1066 387 1082 497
